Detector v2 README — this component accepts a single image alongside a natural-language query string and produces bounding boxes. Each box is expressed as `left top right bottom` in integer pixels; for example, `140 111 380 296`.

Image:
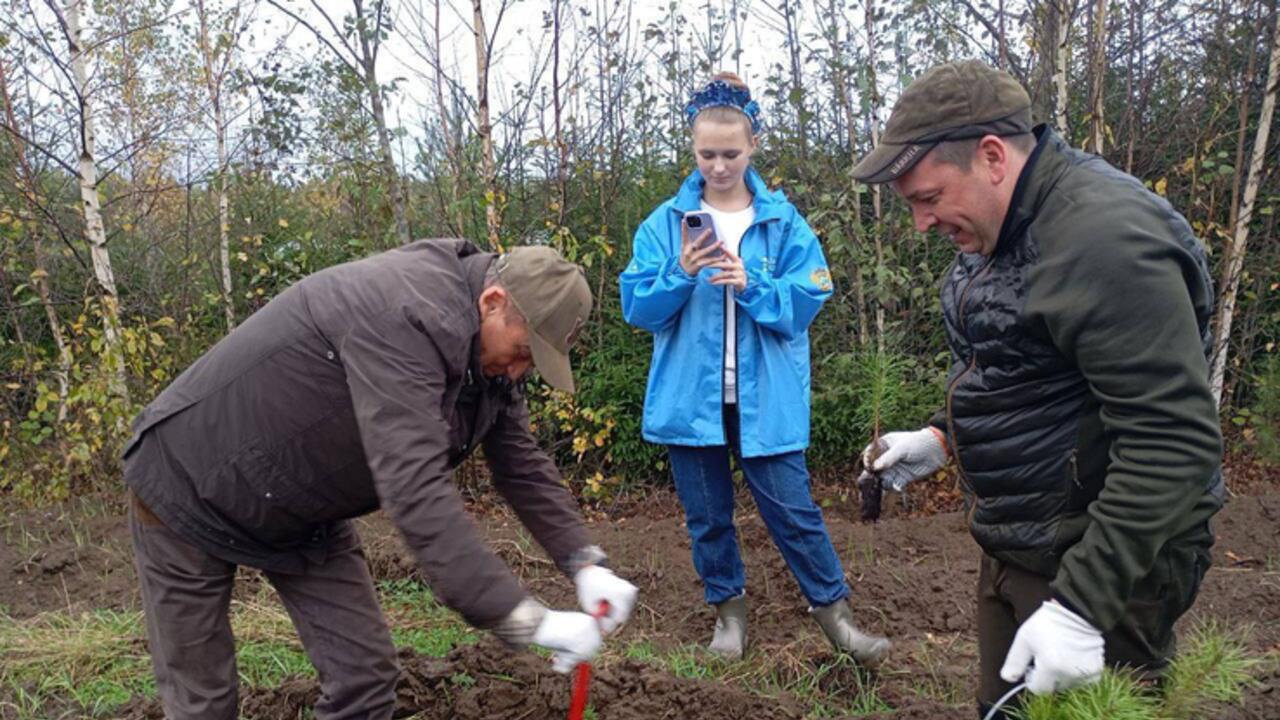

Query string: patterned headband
684 80 763 135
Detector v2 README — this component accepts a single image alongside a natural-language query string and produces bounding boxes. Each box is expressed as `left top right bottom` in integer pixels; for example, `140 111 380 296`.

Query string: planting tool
567 600 610 720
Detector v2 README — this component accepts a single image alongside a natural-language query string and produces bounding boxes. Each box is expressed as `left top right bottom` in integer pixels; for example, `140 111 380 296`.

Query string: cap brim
528 330 575 393
852 141 937 184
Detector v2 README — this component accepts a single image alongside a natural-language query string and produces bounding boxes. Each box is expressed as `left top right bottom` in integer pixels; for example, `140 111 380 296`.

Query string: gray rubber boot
707 595 748 660
810 600 891 666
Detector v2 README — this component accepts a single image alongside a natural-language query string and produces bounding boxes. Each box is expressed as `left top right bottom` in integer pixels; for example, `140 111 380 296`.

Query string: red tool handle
566 600 610 720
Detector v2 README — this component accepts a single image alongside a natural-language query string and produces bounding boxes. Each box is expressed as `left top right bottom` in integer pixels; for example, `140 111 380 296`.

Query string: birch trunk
1087 0 1107 154
1054 0 1071 134
64 0 128 402
196 0 236 330
1210 8 1280 405
472 0 501 250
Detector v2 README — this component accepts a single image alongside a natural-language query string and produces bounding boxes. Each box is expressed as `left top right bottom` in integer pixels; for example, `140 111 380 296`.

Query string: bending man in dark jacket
124 239 638 720
851 61 1223 717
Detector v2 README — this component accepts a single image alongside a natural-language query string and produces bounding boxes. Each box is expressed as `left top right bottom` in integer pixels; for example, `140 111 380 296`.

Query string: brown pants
976 551 1197 718
129 493 399 720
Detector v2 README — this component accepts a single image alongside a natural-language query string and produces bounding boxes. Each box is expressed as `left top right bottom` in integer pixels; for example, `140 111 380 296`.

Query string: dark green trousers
975 529 1211 718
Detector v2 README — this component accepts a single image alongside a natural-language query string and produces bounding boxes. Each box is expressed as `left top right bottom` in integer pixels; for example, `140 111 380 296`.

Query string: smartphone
682 211 722 256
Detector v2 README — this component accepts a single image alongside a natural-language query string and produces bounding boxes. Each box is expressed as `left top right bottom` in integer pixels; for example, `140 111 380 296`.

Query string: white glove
574 565 638 634
531 609 603 673
1000 599 1105 694
857 427 948 492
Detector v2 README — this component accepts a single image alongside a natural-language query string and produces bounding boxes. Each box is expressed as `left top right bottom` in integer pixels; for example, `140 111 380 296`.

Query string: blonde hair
692 71 755 138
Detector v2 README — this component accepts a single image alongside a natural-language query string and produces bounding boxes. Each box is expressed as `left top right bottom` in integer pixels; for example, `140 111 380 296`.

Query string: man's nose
913 207 936 233
506 359 531 381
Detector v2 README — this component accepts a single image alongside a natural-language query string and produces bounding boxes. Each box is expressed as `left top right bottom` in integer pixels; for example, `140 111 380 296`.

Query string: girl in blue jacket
620 72 889 663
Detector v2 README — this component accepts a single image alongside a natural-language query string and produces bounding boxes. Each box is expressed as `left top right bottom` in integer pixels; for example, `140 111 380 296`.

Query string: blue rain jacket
620 168 833 457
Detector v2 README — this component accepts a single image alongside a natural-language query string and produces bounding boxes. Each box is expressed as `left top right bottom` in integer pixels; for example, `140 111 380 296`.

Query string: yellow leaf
1154 178 1168 197
278 218 289 228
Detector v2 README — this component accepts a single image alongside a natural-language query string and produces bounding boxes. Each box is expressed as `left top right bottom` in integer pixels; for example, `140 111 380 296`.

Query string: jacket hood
670 168 791 224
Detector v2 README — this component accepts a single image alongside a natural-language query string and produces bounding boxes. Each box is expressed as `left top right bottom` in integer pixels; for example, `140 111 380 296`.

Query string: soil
3 462 1279 719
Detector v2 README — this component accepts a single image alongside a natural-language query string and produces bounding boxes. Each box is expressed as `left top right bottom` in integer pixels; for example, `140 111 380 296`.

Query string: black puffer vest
938 127 1220 576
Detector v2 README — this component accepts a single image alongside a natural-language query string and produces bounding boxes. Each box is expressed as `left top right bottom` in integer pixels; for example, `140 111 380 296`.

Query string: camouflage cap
852 60 1032 184
495 246 592 393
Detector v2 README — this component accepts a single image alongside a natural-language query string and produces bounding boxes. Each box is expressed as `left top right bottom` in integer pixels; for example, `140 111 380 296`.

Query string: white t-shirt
701 200 755 405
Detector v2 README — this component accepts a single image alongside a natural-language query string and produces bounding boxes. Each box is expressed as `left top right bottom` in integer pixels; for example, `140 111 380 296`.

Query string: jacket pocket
195 446 327 548
1051 448 1092 556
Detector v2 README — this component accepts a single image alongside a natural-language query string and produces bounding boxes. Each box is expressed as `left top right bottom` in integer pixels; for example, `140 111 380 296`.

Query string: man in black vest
852 61 1223 718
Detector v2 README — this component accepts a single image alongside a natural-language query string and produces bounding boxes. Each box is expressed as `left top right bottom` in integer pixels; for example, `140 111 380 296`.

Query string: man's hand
1000 599 1105 694
574 565 638 634
857 427 948 492
531 609 604 673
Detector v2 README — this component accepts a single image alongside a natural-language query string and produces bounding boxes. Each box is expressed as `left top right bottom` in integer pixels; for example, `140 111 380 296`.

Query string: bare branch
266 0 361 76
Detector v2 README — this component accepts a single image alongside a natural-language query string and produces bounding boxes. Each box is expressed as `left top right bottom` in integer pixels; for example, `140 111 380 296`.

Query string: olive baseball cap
852 60 1032 184
495 246 591 393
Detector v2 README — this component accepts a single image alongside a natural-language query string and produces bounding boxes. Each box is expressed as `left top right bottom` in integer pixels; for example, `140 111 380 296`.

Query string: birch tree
1054 0 1073 134
470 0 507 249
1087 0 1107 153
47 0 128 401
1210 6 1280 405
195 0 251 330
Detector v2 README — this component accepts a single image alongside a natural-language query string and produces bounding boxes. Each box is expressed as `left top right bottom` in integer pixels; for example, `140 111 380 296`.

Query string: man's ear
478 286 509 317
978 135 1009 185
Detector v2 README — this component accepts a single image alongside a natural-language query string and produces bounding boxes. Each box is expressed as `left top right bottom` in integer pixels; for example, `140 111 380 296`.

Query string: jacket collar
994 125 1071 254
670 167 789 224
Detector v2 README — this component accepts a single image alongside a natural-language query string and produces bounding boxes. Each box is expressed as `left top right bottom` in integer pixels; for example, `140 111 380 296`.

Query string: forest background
2 0 1277 503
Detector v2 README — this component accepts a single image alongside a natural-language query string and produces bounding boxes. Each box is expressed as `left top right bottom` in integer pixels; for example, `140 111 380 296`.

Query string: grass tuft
1012 623 1268 720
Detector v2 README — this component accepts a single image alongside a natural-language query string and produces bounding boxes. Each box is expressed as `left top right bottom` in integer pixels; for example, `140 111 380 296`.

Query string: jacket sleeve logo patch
810 268 833 291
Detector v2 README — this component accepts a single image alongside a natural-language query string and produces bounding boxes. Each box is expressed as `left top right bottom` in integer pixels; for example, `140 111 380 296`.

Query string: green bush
808 347 944 471
1243 353 1280 464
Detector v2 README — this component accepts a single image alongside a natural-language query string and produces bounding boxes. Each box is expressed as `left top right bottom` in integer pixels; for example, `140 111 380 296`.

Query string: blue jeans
667 406 850 607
